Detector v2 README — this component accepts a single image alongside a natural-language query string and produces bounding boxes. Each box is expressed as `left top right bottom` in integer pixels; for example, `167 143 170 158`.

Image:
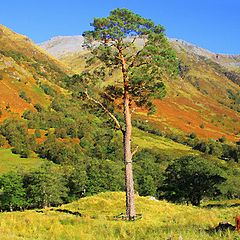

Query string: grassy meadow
0 148 44 174
133 128 196 157
0 192 240 239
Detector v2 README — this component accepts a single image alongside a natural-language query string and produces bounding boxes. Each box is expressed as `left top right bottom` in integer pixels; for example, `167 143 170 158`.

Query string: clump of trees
0 119 34 157
160 156 226 206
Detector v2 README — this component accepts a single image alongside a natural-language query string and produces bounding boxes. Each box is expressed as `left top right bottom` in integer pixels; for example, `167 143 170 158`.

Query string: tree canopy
82 8 178 115
161 156 226 206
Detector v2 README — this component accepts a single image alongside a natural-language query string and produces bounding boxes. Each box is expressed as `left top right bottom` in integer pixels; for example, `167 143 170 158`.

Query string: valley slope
40 36 240 141
0 25 71 120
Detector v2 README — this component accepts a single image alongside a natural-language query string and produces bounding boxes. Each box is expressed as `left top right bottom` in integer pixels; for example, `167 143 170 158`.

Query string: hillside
39 36 240 141
0 25 71 120
1 192 240 240
170 38 240 72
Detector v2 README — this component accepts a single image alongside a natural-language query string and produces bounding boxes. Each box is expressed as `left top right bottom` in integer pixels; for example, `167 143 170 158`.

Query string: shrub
34 129 41 138
19 91 31 103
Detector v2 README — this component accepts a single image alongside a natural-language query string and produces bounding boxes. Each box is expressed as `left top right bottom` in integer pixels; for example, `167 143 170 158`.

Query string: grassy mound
0 192 240 239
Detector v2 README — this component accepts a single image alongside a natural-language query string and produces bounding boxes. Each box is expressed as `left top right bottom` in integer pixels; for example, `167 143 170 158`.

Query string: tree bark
119 46 136 220
124 95 136 220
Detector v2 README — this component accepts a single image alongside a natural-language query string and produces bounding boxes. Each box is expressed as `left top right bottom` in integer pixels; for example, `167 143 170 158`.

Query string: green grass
0 148 44 174
133 128 197 158
0 192 240 239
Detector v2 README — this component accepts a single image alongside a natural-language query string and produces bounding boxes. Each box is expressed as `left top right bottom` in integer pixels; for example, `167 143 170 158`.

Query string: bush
189 132 197 139
34 129 41 138
19 91 31 103
218 136 226 143
34 103 44 112
86 159 124 195
40 84 56 97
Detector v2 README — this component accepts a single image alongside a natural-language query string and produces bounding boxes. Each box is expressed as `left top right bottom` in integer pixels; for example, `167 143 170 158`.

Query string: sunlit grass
0 148 44 174
133 128 197 158
0 192 240 239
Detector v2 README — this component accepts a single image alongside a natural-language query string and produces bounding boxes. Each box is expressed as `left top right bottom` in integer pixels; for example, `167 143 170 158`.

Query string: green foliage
220 164 240 199
66 163 87 200
0 119 35 157
82 8 178 114
0 172 26 211
37 135 83 164
39 83 56 97
25 163 68 208
86 159 124 195
134 149 164 197
161 156 226 206
221 144 240 162
34 103 44 112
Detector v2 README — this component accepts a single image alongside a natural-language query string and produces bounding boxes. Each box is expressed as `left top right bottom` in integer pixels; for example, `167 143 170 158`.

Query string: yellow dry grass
1 192 240 239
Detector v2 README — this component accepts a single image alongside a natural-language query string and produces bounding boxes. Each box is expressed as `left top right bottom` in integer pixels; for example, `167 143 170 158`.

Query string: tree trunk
119 46 136 220
124 94 136 220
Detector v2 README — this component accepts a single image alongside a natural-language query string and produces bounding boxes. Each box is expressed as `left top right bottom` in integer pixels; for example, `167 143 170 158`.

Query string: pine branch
85 89 124 133
132 146 139 156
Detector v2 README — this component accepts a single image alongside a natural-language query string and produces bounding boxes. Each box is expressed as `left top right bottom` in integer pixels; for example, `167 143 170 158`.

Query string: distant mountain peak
39 35 85 58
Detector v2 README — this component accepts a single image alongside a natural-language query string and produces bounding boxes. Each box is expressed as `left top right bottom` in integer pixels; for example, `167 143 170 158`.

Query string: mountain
0 25 71 120
39 35 240 141
170 38 240 72
39 36 240 73
39 35 85 58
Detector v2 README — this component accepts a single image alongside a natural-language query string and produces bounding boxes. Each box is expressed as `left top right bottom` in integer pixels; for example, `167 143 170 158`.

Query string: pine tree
82 8 178 220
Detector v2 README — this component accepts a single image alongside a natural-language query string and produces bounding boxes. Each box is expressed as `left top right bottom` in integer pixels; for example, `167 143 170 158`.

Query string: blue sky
1 0 239 54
